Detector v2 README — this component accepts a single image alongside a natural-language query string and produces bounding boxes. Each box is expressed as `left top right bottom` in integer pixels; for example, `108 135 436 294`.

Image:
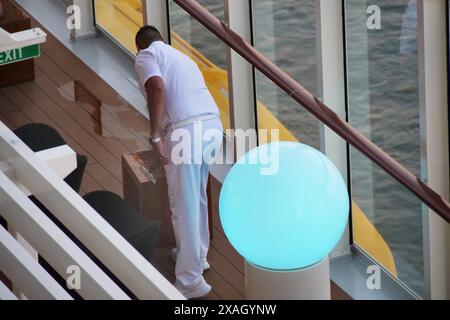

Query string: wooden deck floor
0 18 351 300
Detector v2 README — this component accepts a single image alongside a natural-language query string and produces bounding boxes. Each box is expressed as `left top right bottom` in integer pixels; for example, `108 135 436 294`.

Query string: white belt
164 114 219 134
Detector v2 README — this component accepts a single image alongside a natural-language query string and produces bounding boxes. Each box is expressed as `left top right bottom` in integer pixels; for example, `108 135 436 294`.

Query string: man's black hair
135 25 163 50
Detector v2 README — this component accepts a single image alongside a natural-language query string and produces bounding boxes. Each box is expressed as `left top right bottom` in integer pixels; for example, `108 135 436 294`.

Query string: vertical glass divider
71 0 96 40
315 0 350 257
417 0 450 300
225 0 257 159
142 0 170 43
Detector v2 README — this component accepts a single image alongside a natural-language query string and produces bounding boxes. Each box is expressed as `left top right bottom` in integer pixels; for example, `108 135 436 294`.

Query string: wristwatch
150 136 162 144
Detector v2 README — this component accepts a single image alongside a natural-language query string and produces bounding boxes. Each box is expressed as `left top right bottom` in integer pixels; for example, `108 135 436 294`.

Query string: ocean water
171 0 424 296
346 0 423 296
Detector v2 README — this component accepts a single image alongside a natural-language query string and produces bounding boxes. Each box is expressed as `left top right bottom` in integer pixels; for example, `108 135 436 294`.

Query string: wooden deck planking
0 111 17 130
153 247 242 300
33 68 133 160
2 109 30 129
80 171 104 196
35 53 150 151
208 246 245 294
37 31 150 140
35 53 149 150
211 225 245 275
85 163 123 197
16 80 124 184
0 90 19 113
0 87 90 160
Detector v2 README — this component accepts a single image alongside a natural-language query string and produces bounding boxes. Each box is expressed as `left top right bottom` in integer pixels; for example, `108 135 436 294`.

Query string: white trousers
163 118 223 288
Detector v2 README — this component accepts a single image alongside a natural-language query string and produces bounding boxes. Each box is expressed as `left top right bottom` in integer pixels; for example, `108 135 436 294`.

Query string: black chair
14 123 88 193
0 215 6 229
83 191 161 261
37 191 161 300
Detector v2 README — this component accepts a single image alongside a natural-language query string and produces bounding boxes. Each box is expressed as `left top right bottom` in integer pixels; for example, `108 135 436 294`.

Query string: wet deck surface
0 18 351 300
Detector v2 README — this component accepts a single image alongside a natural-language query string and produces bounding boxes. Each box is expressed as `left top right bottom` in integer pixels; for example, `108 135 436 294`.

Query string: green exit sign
0 44 41 66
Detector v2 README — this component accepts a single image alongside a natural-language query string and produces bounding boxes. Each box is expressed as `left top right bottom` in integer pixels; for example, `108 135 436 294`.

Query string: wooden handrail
174 0 450 223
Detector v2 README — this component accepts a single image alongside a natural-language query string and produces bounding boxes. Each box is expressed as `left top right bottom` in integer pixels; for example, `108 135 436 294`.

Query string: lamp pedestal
245 257 331 300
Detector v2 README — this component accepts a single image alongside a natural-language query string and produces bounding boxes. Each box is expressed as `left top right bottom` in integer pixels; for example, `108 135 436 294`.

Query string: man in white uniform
134 26 223 299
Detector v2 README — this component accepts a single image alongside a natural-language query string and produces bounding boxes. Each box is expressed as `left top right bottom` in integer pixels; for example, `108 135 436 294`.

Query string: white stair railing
0 170 130 300
0 121 184 300
0 226 71 300
0 279 17 300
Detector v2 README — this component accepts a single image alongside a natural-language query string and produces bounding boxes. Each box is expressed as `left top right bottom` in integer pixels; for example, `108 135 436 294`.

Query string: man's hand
152 140 170 165
145 76 168 164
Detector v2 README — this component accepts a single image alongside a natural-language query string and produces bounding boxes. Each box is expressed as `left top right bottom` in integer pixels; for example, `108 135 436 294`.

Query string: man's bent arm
145 76 165 139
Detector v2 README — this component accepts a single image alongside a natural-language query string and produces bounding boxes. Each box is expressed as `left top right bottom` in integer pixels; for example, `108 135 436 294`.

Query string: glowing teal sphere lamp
219 142 349 299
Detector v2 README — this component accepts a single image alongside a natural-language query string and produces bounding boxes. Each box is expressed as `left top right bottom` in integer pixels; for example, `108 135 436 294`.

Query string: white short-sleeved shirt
135 41 220 127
